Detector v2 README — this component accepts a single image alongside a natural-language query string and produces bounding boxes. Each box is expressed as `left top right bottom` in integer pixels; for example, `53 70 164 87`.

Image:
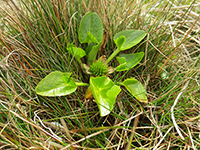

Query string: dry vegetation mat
0 0 200 149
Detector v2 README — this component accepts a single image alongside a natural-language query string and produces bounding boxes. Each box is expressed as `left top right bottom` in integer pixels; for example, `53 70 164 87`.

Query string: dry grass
0 0 200 149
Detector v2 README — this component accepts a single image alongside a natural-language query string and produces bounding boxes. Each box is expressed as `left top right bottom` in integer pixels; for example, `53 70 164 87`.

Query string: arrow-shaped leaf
114 30 146 51
90 76 121 116
35 71 77 96
78 11 103 44
123 77 147 103
116 52 144 71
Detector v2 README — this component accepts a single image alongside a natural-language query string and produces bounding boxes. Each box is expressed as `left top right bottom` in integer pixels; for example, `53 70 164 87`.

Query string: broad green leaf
35 71 77 96
123 78 147 103
114 36 126 50
67 44 86 62
116 52 144 71
90 76 121 116
78 11 103 44
114 30 146 51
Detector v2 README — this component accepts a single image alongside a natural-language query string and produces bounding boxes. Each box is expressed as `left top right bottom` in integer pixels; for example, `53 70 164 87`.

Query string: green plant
35 11 147 116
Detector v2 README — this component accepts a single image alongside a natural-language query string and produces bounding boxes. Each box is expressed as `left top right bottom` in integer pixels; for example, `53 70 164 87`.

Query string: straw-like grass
0 0 199 149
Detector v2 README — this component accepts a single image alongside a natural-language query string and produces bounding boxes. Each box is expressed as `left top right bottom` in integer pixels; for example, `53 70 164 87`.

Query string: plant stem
75 82 89 86
117 70 129 82
125 114 140 150
116 82 123 86
107 48 120 64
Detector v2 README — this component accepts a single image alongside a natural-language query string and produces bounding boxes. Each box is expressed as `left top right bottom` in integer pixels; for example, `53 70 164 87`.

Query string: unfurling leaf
87 43 101 64
123 77 147 103
35 71 77 96
90 76 121 116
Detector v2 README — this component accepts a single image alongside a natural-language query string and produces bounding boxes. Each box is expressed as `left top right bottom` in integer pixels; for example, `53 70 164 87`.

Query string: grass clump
0 0 199 149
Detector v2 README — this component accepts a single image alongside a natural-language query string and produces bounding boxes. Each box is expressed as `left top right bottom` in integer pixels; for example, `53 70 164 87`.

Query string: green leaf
87 43 101 64
90 76 121 116
86 42 95 55
114 30 146 51
123 78 147 103
116 52 144 71
114 36 126 50
35 71 77 96
67 44 86 62
78 11 103 44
